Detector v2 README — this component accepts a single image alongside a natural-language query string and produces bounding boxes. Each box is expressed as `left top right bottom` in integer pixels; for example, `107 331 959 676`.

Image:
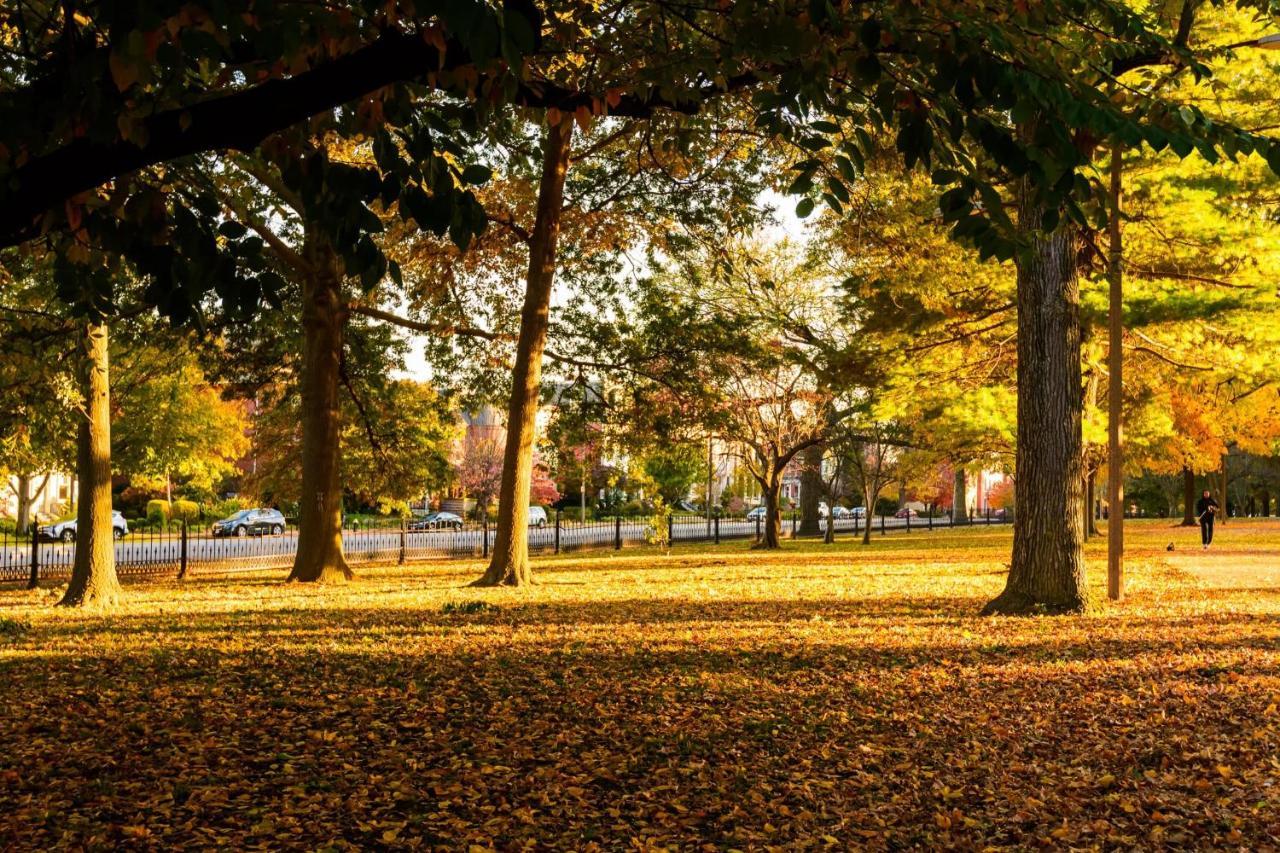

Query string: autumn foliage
4 522 1280 847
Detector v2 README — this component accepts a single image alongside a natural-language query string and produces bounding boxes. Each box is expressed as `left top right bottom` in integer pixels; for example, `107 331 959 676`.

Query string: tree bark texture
798 444 823 536
1181 467 1196 526
59 321 121 608
288 232 352 584
983 183 1087 615
474 117 574 587
953 467 966 524
1105 143 1124 601
758 473 783 549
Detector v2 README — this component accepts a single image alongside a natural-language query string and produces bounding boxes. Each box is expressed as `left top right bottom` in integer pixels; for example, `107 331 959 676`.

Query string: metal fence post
986 506 991 525
755 515 761 543
791 511 797 537
668 513 674 547
555 509 561 555
928 512 933 532
482 514 489 559
714 515 720 545
614 515 622 550
178 519 189 580
880 513 886 536
906 511 911 533
398 517 407 565
26 514 39 590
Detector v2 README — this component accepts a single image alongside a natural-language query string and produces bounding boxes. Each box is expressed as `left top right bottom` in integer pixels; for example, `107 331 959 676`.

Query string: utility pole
1107 143 1124 601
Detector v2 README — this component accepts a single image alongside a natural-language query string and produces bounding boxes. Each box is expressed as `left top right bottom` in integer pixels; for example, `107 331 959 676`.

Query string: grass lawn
2 519 1279 849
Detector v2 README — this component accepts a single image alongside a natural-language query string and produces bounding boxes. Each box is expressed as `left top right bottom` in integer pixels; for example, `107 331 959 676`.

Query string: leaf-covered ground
3 520 1279 849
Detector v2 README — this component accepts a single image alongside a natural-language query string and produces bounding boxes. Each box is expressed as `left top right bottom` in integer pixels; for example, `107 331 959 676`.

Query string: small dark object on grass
441 600 498 615
1167 542 1175 551
0 617 31 639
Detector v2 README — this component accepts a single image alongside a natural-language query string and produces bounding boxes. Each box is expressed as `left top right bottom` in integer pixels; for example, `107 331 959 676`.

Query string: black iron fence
0 506 1013 586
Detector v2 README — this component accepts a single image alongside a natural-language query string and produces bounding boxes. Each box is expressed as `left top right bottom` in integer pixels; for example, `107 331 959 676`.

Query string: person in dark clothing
1196 490 1219 549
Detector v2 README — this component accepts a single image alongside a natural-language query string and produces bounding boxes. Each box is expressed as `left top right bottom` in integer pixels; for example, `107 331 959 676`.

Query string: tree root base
288 562 354 584
470 572 533 588
981 588 1087 616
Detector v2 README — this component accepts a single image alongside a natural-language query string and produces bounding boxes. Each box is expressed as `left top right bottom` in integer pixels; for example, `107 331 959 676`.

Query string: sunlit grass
2 519 1279 848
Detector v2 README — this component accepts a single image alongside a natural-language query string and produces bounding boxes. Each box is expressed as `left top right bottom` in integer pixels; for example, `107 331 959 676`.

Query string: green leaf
461 164 493 185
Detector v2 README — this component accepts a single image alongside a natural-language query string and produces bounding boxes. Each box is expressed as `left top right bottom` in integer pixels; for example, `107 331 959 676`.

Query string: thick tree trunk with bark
59 321 121 607
757 474 784 549
983 185 1087 615
1181 467 1196 526
14 473 31 535
474 117 574 587
288 234 352 584
862 484 876 545
798 444 823 536
1085 470 1099 537
1219 456 1229 523
953 467 966 524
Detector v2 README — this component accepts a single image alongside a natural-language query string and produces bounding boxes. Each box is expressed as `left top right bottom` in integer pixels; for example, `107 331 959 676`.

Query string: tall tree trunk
1084 471 1095 539
953 467 967 524
1105 142 1124 601
1219 455 1229 524
1181 467 1196 526
798 443 823 536
1262 490 1271 518
983 184 1087 615
59 321 120 608
757 472 783 549
288 232 352 584
862 483 876 545
474 117 574 587
14 472 31 535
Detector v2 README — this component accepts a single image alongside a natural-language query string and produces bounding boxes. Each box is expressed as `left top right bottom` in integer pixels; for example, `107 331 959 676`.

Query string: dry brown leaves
2 521 1279 849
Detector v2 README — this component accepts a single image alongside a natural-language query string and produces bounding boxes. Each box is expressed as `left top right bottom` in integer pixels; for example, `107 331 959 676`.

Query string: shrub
171 500 200 522
212 498 246 520
146 500 171 524
0 518 15 535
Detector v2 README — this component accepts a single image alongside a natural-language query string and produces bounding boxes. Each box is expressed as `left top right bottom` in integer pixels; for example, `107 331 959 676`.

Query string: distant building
3 471 76 523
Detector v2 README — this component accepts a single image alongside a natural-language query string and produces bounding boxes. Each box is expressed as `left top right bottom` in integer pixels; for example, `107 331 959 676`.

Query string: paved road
2 514 998 580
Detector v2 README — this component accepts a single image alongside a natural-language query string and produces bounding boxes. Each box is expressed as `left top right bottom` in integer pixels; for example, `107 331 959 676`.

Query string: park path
1155 519 1280 590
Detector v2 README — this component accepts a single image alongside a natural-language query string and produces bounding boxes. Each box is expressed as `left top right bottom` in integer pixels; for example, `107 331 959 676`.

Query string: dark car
212 508 286 537
409 511 463 531
894 507 919 519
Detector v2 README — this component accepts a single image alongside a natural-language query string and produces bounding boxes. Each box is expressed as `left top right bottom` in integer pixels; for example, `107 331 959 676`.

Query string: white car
831 506 852 519
39 511 129 542
528 506 548 528
850 506 867 518
745 506 769 521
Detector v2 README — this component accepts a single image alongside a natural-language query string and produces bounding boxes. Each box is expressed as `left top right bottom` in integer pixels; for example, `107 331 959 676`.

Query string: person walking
1196 489 1220 550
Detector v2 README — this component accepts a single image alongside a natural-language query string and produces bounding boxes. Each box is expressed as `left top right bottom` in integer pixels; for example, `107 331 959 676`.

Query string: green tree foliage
247 379 458 510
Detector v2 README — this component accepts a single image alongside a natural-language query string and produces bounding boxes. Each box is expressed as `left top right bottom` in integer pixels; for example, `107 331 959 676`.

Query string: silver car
39 511 129 542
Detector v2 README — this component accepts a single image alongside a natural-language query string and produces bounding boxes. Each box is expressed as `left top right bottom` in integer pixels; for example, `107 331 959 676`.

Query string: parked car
409 511 463 530
850 506 867 518
528 506 548 528
38 511 128 542
894 507 919 519
211 508 286 537
831 506 852 519
745 506 769 521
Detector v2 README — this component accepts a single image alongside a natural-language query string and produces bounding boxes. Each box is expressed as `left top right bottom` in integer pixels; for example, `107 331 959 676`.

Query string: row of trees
3 0 1280 611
